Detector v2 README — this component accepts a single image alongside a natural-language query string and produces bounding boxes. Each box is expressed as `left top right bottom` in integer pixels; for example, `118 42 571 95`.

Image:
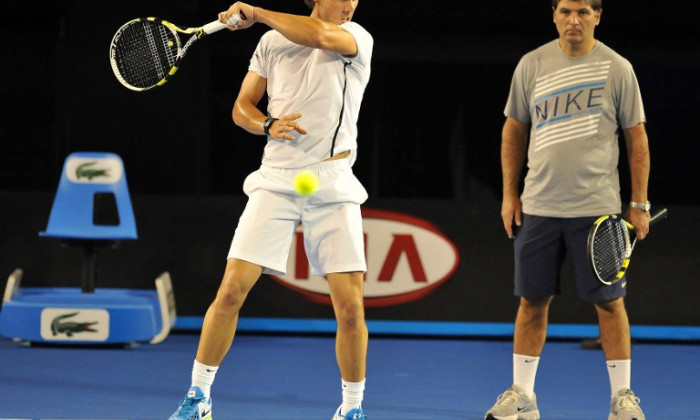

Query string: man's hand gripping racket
110 12 245 91
587 207 668 285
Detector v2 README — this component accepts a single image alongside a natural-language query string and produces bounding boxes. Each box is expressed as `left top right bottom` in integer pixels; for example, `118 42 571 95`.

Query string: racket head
109 17 183 91
587 214 632 285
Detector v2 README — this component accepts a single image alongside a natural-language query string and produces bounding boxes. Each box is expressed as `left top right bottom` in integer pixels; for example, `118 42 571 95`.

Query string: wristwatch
263 117 278 136
629 201 651 211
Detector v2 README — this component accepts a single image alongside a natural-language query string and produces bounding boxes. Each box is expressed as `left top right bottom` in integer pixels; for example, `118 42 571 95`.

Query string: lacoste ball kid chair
39 151 138 293
0 151 176 345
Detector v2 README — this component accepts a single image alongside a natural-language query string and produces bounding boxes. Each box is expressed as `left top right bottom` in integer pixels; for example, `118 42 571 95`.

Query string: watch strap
263 117 278 136
629 200 651 211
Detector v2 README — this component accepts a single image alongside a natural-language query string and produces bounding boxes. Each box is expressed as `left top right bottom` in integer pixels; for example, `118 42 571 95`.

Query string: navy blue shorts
513 214 627 302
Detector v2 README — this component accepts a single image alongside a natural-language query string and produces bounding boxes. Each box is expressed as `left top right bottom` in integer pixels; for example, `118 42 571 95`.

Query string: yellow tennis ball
167 40 174 47
294 170 318 196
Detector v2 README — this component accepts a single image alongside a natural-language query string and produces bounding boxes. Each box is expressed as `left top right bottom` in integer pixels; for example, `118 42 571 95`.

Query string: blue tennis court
2 331 698 419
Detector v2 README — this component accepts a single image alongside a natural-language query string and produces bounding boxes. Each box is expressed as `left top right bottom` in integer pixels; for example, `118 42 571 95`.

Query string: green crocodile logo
76 161 110 180
51 312 98 337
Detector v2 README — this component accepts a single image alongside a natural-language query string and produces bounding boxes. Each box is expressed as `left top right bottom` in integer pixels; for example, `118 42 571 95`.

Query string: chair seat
40 229 136 241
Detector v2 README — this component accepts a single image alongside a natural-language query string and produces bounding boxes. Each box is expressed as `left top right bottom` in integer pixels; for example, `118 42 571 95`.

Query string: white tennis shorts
228 158 368 276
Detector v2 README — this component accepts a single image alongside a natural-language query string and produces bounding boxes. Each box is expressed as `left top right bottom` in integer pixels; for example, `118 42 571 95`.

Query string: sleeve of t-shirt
616 61 646 129
339 22 373 71
503 56 532 124
248 31 274 78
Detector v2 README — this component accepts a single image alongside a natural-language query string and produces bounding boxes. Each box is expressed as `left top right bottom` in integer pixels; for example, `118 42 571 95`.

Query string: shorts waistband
261 158 350 173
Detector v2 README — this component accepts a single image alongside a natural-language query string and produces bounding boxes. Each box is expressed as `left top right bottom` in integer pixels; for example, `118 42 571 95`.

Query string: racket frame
587 208 668 286
109 16 236 91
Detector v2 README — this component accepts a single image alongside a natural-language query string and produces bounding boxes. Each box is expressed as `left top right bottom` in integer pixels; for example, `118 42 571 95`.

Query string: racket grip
203 20 228 34
202 13 241 34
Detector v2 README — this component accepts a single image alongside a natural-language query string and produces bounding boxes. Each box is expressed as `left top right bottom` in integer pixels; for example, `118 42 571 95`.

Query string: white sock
192 360 219 400
341 378 365 415
513 354 539 397
607 359 631 398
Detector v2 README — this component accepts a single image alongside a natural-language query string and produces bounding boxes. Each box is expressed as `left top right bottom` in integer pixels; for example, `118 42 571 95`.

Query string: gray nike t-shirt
505 40 646 217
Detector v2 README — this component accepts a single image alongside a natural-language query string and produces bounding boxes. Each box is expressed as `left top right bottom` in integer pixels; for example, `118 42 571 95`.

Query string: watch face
631 202 650 211
263 118 273 134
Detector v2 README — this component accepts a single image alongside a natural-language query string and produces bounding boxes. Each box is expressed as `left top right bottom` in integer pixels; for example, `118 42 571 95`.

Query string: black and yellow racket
587 207 668 285
109 14 243 91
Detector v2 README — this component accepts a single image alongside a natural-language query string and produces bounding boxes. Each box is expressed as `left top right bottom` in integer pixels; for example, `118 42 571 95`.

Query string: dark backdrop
2 0 698 201
1 1 698 327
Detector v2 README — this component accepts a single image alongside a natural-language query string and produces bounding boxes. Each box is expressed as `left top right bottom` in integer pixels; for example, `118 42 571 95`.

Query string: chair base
0 269 176 345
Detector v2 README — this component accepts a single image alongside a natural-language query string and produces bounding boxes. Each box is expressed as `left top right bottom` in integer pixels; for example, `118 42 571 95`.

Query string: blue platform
0 269 176 345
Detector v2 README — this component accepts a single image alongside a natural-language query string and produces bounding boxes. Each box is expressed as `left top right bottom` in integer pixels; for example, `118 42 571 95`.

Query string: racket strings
113 20 179 89
144 23 166 79
591 219 631 281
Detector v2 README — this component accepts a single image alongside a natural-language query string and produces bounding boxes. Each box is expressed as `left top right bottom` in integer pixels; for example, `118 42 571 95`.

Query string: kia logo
270 208 460 307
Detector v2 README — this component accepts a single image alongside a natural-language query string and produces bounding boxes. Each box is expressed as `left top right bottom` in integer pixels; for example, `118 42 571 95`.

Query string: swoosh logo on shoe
201 408 211 418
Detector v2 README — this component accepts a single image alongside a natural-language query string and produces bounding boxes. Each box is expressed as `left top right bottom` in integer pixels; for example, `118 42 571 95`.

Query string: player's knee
212 290 245 313
335 301 365 331
213 278 250 311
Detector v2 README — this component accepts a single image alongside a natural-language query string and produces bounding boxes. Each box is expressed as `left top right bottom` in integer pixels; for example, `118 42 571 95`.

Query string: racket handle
650 207 668 226
202 13 241 34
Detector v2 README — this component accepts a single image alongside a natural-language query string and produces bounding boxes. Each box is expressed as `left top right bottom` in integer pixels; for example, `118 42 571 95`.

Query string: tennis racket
109 13 244 91
587 207 668 285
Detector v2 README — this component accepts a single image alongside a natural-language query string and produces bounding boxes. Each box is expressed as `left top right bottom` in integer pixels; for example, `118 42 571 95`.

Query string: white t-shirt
249 21 373 168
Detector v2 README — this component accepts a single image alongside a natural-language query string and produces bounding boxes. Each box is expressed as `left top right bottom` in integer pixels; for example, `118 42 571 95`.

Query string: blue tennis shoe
332 405 367 420
168 386 212 420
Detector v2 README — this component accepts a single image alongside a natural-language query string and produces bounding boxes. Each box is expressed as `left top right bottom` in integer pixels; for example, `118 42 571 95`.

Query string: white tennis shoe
609 389 645 420
484 385 540 420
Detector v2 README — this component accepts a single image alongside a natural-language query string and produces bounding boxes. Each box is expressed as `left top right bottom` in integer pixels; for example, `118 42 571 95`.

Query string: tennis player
167 1 372 420
485 1 650 419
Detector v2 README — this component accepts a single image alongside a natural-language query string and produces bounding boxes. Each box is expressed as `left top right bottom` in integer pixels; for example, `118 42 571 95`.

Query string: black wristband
263 117 278 136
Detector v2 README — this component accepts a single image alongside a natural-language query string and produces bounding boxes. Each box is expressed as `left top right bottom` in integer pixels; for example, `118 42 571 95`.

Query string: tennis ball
294 170 319 196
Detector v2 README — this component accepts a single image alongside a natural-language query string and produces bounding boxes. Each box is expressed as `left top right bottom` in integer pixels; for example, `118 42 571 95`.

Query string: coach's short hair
552 0 602 11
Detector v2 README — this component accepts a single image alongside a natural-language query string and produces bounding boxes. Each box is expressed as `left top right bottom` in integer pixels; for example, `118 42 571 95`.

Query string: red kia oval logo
269 208 460 307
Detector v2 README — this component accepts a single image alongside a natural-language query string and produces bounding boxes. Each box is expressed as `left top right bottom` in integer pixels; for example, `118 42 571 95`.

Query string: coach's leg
595 297 631 360
596 297 635 403
484 296 549 418
514 296 552 356
196 258 262 366
327 271 368 381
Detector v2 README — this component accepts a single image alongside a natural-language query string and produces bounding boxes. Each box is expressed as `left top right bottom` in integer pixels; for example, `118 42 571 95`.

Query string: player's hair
304 0 314 9
552 0 602 11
